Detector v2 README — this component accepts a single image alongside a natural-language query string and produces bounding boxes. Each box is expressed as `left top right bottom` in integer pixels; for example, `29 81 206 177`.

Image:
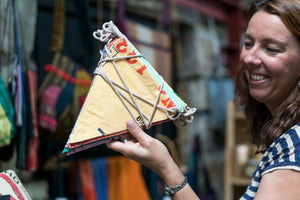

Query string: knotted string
93 21 196 128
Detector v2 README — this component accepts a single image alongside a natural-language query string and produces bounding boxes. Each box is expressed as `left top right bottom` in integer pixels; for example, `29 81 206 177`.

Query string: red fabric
26 70 38 172
26 138 38 172
78 160 97 200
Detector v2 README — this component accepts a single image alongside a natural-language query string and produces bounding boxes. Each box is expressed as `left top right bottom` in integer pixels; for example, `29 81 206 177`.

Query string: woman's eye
266 47 280 54
244 41 253 49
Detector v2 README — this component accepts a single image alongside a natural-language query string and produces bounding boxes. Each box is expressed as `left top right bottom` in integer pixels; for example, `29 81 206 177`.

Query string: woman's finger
106 140 126 152
126 120 152 143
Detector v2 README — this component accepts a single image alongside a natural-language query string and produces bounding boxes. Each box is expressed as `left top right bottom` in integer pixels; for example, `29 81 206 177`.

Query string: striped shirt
240 123 300 200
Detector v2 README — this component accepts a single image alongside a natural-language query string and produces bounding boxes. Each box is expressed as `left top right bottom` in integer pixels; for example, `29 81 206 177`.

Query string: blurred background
0 0 258 199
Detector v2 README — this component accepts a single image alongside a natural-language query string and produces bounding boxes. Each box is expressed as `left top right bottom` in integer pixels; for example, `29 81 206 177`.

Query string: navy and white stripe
240 123 300 200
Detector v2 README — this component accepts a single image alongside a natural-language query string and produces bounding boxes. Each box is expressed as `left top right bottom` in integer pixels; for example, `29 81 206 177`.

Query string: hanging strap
13 0 25 126
50 0 65 52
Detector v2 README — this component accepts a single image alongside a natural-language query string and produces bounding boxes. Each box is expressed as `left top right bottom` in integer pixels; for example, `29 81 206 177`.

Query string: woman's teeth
250 74 266 81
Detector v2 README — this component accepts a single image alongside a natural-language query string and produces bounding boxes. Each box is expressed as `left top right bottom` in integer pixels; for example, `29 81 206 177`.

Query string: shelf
224 101 251 200
231 177 251 186
234 110 246 119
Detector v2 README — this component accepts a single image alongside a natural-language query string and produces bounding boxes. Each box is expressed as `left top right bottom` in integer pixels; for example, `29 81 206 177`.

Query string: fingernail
127 119 135 129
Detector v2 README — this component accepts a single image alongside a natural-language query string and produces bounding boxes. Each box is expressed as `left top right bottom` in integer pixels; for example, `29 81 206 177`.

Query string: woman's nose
243 46 262 66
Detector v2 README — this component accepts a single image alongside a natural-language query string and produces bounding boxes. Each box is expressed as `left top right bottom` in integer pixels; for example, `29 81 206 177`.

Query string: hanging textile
0 76 14 147
11 0 39 170
38 53 92 143
107 156 151 200
38 54 69 133
26 70 38 172
56 63 77 116
13 0 27 169
24 9 39 170
0 0 16 88
0 0 17 162
91 158 108 200
50 0 65 52
78 159 97 200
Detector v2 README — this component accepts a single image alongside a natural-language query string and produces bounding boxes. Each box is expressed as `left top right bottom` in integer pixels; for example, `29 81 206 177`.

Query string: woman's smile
250 73 269 81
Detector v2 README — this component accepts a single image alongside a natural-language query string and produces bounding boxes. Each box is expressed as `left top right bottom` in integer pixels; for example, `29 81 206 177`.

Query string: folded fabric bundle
0 170 32 200
63 21 196 155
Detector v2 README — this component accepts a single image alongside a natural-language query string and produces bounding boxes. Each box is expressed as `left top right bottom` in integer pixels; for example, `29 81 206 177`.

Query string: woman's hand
106 119 200 200
106 119 176 178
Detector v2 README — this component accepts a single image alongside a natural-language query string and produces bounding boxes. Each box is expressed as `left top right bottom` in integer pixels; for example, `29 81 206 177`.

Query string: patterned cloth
0 170 32 200
241 123 300 199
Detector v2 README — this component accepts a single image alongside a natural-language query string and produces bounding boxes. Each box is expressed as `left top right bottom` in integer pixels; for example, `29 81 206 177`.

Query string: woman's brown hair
235 0 300 153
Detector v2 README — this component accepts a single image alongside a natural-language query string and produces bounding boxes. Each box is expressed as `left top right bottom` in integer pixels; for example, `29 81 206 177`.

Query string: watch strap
163 176 188 196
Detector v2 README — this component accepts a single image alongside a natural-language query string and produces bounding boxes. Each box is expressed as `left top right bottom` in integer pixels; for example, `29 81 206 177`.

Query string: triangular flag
63 21 196 155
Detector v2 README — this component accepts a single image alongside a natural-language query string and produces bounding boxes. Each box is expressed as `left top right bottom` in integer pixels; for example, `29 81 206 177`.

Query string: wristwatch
163 176 188 196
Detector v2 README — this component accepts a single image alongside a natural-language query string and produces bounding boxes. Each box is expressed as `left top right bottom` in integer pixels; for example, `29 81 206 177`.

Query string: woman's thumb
126 119 150 142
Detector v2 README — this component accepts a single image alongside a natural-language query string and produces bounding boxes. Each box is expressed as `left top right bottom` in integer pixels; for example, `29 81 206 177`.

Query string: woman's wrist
163 176 188 196
158 157 185 187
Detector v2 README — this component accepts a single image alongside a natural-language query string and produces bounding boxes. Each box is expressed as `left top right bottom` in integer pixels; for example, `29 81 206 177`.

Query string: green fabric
0 76 15 147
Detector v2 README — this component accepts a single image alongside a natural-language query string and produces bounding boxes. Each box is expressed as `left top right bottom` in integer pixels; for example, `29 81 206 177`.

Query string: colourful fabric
91 158 108 200
56 64 77 115
78 159 97 200
26 138 38 172
13 62 24 127
27 70 38 138
108 156 151 200
72 68 92 112
0 75 14 148
38 84 61 132
44 64 92 86
16 103 27 169
50 0 65 52
241 123 300 199
0 104 12 147
23 70 38 172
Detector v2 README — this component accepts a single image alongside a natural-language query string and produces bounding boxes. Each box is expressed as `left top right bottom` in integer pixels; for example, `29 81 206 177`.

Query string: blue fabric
91 158 108 200
240 123 300 199
56 64 77 115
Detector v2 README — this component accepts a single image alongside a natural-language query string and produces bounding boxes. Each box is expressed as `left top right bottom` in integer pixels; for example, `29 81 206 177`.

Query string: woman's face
240 10 300 115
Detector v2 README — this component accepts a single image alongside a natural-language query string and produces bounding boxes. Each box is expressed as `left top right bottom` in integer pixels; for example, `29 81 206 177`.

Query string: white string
93 21 124 44
97 44 164 129
93 21 196 128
